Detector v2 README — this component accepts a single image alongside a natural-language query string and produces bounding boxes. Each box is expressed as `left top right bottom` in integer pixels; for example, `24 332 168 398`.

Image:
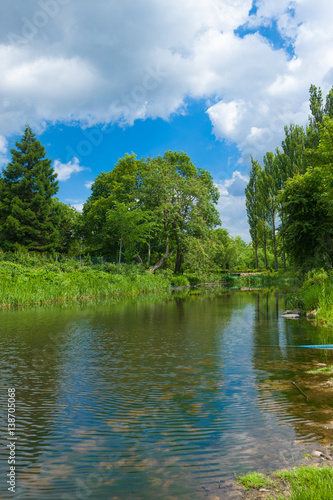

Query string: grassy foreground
237 464 333 499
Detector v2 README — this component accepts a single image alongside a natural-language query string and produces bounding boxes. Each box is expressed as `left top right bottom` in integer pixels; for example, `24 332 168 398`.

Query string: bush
183 273 201 285
171 275 190 287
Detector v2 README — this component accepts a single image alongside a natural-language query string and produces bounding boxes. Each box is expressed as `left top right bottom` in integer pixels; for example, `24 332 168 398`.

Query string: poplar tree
245 157 261 268
0 125 60 252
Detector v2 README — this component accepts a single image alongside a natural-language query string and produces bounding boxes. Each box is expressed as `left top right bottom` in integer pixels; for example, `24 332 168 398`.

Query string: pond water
0 289 333 499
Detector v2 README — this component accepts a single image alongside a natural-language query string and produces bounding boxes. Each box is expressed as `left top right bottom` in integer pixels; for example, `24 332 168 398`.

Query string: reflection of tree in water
67 293 235 497
250 291 333 447
0 307 81 495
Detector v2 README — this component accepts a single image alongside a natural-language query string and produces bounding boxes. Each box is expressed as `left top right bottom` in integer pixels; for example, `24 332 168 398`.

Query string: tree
54 202 82 255
306 84 333 149
83 151 221 273
0 125 59 252
278 169 333 269
263 152 280 269
324 86 333 118
257 165 270 269
276 124 307 177
106 201 154 272
245 157 261 268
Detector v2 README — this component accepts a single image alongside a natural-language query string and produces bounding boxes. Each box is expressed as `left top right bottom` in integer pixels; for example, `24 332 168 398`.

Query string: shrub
171 275 190 287
183 273 201 285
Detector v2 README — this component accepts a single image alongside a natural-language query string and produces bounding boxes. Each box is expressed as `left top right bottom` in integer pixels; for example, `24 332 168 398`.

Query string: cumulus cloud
85 181 93 189
71 203 84 212
215 171 250 242
0 0 332 162
0 135 9 167
53 157 85 181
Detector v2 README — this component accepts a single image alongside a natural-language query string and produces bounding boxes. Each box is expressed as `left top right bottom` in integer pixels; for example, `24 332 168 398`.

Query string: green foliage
0 125 60 252
286 293 303 310
238 465 333 500
82 150 221 273
245 157 261 267
277 168 333 270
236 471 277 490
306 366 333 375
286 269 333 326
183 273 201 285
0 258 172 307
276 465 333 500
171 275 190 287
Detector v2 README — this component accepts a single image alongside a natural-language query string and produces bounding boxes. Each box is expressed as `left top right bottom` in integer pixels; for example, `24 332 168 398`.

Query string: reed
0 261 171 307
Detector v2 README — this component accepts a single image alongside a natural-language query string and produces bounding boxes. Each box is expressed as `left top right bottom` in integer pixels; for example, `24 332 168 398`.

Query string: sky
1 0 333 242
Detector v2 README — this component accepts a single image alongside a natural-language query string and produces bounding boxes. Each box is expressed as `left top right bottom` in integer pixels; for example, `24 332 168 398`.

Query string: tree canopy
82 150 221 273
0 125 60 252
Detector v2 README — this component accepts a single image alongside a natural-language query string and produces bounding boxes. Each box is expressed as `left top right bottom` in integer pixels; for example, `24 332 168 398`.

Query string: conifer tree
0 125 60 252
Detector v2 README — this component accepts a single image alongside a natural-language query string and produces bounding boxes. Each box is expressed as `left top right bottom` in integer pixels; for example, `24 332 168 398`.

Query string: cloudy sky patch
1 0 333 239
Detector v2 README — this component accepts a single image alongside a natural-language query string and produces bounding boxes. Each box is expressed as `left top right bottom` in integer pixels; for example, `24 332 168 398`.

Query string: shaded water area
0 289 333 499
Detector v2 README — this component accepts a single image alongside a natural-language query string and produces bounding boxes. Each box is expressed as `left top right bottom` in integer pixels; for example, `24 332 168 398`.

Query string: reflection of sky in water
0 292 332 499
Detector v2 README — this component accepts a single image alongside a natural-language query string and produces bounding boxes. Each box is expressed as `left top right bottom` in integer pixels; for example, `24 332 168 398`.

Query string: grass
286 269 333 328
0 260 172 307
237 465 333 500
306 366 333 375
275 465 333 499
236 471 277 490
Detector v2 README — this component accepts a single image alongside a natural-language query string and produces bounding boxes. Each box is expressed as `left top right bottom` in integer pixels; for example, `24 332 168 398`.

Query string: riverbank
286 269 333 329
0 253 299 308
234 355 333 499
0 260 172 307
236 450 333 499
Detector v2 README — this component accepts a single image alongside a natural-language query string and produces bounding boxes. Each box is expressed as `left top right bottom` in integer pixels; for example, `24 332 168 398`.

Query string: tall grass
276 465 333 500
286 269 333 327
0 261 171 307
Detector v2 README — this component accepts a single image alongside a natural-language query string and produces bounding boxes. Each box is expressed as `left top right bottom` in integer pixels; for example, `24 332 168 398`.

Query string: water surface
0 290 332 499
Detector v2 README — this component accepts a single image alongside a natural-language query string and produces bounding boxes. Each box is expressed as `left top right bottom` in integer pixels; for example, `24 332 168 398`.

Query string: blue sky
1 0 333 241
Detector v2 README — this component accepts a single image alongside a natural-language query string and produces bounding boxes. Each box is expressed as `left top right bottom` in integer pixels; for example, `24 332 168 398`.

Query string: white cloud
0 0 332 165
0 135 8 167
53 157 85 181
215 171 250 242
85 181 93 189
72 203 84 212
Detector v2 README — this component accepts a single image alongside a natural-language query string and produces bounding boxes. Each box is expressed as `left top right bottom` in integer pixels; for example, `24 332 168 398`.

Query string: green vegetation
0 86 332 318
306 366 333 375
276 465 333 499
245 84 333 328
0 126 60 252
286 269 333 327
237 465 333 499
0 255 171 307
236 471 277 490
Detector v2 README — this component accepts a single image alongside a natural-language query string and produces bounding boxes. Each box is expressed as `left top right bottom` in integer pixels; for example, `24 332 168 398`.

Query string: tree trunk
254 229 259 268
147 235 177 273
174 248 183 274
135 254 144 265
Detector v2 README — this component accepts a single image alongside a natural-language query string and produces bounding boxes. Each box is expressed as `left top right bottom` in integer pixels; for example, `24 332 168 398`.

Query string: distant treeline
0 126 270 275
1 83 332 276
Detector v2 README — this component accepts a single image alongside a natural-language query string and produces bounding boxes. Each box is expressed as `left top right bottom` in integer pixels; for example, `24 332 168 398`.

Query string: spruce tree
0 125 60 252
